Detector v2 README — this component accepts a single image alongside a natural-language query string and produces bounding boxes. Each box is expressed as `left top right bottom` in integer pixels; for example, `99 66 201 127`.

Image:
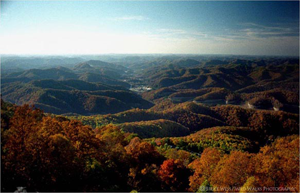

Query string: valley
2 1 299 192
1 54 299 192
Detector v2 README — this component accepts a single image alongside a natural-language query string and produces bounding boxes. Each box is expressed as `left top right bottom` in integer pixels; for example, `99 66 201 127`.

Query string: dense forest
1 55 299 192
1 100 299 192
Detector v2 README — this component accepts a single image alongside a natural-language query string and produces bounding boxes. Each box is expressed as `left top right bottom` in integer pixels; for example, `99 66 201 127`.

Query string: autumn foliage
1 103 299 192
158 159 191 191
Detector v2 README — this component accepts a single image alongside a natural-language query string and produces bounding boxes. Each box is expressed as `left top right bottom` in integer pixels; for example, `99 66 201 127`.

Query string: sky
0 1 299 56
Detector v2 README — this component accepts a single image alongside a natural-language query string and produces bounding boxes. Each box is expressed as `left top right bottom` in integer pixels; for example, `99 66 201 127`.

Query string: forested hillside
1 100 299 192
1 55 299 192
1 79 152 115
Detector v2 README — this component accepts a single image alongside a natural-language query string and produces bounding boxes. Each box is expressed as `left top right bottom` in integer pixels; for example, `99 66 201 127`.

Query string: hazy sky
0 1 299 56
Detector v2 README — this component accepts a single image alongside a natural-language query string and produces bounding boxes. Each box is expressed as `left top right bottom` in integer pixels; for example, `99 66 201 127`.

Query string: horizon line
1 53 299 58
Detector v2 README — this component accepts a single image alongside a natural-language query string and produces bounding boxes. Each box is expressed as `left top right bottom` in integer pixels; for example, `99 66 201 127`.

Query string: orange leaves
125 137 161 164
2 103 299 192
254 135 299 191
158 159 177 182
3 105 43 169
125 137 164 191
188 148 254 192
210 151 254 190
2 104 106 191
59 120 102 160
158 159 191 192
187 136 299 192
188 148 223 191
164 148 191 166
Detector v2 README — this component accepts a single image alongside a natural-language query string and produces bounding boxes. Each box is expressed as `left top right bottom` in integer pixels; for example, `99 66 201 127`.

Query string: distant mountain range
2 60 131 88
144 63 298 90
2 57 298 116
1 79 152 115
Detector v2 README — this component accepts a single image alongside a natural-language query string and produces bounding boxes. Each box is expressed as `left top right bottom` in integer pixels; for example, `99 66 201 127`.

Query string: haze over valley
1 1 299 192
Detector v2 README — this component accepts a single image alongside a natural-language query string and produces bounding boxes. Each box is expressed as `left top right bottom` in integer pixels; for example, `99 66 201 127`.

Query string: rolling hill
2 60 131 88
1 79 153 115
69 101 298 142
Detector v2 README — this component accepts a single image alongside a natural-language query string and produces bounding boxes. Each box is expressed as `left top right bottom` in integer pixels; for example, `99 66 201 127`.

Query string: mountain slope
1 80 153 115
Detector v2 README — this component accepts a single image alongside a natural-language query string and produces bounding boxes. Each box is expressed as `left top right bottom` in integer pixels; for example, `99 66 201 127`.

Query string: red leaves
158 159 191 192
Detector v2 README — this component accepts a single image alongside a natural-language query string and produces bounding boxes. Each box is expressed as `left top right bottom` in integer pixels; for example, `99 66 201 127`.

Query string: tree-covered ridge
144 63 298 89
1 102 299 192
1 56 299 192
152 126 258 153
139 63 298 113
1 79 153 115
70 101 298 142
118 119 190 138
2 59 299 116
142 87 298 112
68 102 225 134
188 135 299 192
